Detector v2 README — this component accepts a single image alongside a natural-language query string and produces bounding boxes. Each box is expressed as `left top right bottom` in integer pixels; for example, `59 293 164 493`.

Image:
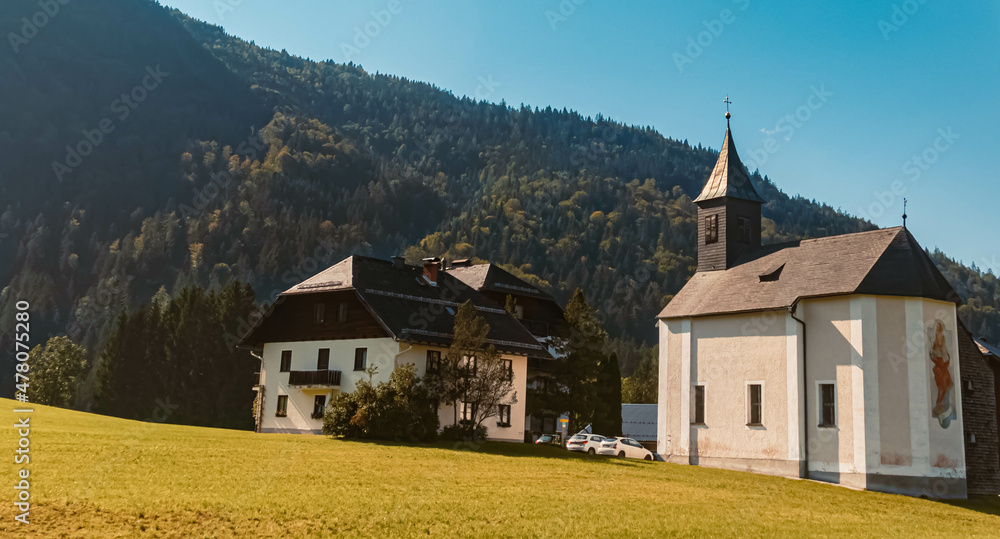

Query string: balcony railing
288 369 342 387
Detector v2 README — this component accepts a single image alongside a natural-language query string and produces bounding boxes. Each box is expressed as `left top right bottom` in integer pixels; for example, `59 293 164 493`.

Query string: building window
737 216 751 243
502 359 513 382
426 350 441 374
279 350 292 372
275 395 288 417
747 383 763 426
461 401 478 423
692 385 705 425
317 348 330 371
818 382 837 427
354 347 368 371
314 303 325 324
497 404 512 427
460 355 477 376
312 395 327 420
337 302 348 322
705 214 718 244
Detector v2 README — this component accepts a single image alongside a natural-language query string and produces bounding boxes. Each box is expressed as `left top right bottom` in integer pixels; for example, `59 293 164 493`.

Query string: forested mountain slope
1 0 996 396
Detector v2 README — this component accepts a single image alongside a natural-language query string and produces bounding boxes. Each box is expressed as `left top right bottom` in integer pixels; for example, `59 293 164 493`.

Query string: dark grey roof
446 263 555 301
659 227 959 319
976 338 1000 359
693 122 765 204
621 404 658 442
275 256 547 356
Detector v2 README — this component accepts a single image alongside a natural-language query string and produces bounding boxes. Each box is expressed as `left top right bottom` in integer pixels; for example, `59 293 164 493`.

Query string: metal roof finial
903 198 908 228
723 96 732 121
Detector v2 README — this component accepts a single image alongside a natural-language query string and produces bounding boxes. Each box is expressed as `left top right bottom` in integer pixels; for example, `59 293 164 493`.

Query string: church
655 111 1000 498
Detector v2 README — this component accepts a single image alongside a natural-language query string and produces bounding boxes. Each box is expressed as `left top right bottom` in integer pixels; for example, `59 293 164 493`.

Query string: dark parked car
534 433 562 445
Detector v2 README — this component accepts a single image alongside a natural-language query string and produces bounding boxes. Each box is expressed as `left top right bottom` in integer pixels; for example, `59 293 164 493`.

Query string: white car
566 433 606 454
597 437 655 460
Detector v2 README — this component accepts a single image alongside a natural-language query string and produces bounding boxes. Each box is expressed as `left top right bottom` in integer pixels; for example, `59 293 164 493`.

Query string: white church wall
802 296 856 474
876 297 913 465
656 320 675 455
865 296 965 497
656 294 968 497
921 298 965 474
688 312 789 463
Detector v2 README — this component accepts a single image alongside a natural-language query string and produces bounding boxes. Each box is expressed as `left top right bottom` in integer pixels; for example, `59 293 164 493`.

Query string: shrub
28 336 88 408
322 364 439 442
439 423 488 442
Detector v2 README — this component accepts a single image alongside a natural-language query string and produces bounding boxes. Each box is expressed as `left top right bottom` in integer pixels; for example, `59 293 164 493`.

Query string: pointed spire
694 109 765 204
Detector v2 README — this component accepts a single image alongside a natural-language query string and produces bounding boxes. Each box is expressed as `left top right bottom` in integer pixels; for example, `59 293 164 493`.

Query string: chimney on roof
422 257 440 285
391 255 405 270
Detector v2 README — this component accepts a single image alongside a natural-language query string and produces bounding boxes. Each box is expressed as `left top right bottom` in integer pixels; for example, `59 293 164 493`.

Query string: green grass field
1 399 998 537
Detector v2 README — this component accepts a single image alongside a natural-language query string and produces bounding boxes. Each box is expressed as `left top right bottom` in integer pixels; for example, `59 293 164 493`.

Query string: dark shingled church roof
693 122 765 203
658 226 959 319
976 338 1000 360
277 256 547 356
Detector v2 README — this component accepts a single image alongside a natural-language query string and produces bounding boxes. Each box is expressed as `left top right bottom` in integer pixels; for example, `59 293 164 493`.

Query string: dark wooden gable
244 290 388 347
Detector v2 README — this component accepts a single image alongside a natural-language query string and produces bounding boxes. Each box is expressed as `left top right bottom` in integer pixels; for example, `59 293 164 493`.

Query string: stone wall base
660 455 969 498
811 470 968 499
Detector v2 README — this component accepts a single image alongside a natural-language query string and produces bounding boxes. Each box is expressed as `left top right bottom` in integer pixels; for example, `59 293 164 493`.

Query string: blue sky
163 0 999 273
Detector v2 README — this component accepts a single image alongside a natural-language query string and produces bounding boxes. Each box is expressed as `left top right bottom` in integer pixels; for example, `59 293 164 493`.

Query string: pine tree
593 352 623 436
554 289 607 433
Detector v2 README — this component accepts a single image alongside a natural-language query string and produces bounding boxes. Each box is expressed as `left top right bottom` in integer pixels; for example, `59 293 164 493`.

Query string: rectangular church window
692 385 706 425
737 216 751 243
705 215 718 244
819 383 837 427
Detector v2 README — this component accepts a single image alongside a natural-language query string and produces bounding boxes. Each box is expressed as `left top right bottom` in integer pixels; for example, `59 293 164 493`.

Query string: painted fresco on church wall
929 319 956 428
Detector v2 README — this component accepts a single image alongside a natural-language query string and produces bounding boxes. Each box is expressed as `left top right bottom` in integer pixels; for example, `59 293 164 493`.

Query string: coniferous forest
1 0 997 423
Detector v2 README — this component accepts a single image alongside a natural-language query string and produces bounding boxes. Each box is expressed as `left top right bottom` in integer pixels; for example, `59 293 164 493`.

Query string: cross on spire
723 96 732 121
903 198 908 228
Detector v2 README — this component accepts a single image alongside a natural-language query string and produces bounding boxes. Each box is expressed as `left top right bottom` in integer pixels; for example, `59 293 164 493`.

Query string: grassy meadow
1 399 998 537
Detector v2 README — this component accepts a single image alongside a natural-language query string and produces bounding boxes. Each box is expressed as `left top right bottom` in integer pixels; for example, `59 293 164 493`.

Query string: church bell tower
695 104 766 272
